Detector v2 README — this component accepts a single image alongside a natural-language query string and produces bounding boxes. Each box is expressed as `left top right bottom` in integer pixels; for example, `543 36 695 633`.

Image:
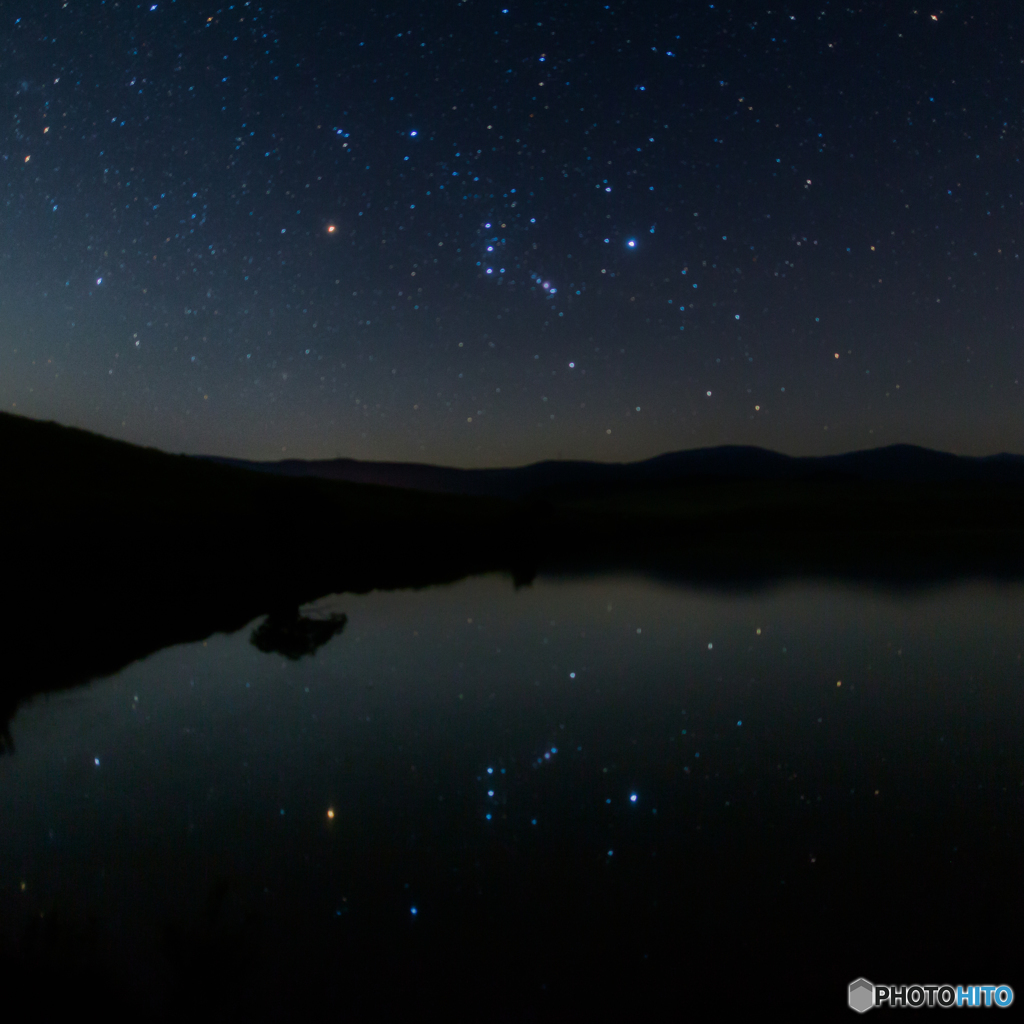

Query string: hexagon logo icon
849 978 875 1013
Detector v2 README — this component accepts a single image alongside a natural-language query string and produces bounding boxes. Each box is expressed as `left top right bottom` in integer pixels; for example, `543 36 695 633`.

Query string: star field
2 1 1022 464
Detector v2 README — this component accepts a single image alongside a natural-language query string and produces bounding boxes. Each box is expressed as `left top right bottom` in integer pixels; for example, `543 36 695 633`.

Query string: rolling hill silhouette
205 443 1024 498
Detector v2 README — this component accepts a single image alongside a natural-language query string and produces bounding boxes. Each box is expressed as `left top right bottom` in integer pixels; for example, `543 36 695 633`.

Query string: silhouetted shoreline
7 409 1024 741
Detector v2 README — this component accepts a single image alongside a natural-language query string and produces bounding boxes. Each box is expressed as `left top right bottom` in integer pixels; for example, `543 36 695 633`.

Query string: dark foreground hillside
6 410 1024 738
2 412 531 736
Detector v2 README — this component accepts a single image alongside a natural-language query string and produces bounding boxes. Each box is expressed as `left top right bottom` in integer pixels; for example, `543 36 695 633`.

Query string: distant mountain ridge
204 444 1024 499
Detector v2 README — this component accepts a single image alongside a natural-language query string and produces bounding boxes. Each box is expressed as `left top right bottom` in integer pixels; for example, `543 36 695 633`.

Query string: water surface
2 574 1022 1017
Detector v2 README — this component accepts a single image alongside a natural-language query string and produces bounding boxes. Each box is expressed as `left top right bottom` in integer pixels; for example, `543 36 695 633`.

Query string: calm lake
2 574 1022 1017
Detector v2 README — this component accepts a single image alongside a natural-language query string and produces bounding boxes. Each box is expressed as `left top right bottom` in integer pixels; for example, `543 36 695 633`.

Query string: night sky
2 1 1022 466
